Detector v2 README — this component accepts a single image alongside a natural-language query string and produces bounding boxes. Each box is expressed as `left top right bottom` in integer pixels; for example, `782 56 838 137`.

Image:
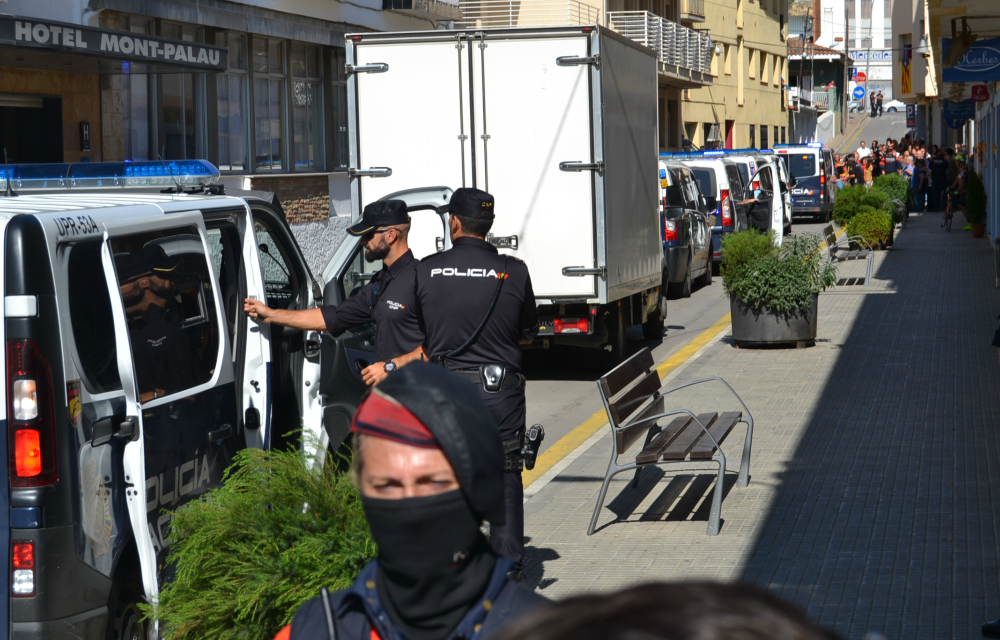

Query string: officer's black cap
369 363 505 525
347 200 410 237
113 244 180 281
446 188 495 221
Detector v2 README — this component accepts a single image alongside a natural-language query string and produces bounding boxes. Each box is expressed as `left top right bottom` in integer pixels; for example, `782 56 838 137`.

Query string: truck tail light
7 340 57 488
663 219 678 242
554 318 589 334
12 541 34 597
720 189 733 227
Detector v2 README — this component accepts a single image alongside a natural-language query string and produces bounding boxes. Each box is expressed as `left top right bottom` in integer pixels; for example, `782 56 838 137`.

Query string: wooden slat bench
823 224 873 286
587 348 754 536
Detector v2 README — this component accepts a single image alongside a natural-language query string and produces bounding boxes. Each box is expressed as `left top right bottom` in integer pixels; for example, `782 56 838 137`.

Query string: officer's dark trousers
476 386 526 570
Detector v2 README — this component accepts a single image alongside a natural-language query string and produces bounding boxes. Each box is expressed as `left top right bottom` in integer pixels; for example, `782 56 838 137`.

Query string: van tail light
12 541 34 597
663 218 678 242
7 340 57 488
554 318 589 334
720 189 733 227
752 181 760 191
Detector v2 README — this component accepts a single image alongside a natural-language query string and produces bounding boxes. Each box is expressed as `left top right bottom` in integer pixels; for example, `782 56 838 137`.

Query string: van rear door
788 152 821 213
100 212 239 605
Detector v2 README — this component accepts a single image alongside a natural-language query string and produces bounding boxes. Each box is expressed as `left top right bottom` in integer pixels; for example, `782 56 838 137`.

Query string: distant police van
0 160 341 639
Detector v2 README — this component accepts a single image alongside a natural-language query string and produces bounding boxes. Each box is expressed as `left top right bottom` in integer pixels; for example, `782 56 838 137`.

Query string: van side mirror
704 196 718 211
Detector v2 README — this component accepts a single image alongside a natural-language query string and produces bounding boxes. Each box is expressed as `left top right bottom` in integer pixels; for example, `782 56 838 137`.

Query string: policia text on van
0 160 327 640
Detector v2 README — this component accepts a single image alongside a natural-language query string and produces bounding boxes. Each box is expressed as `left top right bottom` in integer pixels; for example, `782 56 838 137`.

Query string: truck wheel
601 304 627 369
642 279 666 340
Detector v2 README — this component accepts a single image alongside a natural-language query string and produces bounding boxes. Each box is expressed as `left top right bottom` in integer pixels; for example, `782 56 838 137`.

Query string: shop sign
943 38 1000 82
0 17 228 71
852 51 893 62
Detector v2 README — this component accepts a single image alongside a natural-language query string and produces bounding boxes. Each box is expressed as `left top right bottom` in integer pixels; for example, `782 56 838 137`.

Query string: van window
689 167 717 198
110 226 221 401
254 221 296 309
724 165 745 199
68 241 122 394
788 153 818 179
735 162 750 187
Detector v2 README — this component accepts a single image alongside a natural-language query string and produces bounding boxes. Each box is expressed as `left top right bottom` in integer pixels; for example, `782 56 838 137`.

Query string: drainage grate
836 277 866 286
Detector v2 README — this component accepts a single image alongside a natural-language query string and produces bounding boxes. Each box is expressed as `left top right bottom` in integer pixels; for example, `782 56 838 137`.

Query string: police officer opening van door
408 188 539 579
244 200 424 386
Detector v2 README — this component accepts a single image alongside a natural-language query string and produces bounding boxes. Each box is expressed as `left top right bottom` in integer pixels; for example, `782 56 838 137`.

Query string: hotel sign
0 17 228 71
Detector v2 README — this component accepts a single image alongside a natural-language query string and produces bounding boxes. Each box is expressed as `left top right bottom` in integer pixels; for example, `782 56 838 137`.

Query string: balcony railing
791 88 831 111
679 0 705 21
606 11 713 76
456 0 601 28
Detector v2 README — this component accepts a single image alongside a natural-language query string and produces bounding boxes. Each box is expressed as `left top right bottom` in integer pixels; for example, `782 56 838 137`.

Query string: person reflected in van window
115 246 208 402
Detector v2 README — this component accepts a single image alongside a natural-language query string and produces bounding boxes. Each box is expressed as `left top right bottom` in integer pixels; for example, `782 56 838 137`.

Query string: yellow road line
838 114 869 155
522 313 734 487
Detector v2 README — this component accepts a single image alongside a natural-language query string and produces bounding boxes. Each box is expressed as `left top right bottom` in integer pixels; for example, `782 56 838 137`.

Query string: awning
0 16 228 74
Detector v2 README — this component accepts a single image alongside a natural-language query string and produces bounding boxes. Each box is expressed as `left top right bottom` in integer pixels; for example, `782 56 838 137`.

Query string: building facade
681 0 789 150
0 0 457 229
811 0 894 102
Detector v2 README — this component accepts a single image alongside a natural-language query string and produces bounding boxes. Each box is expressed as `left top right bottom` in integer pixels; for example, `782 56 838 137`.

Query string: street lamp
914 35 931 59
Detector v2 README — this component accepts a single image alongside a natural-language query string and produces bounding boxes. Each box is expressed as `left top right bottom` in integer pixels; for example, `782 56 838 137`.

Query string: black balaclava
352 363 506 640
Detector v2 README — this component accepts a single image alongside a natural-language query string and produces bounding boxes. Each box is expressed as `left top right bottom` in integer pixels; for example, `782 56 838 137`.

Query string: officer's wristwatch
384 360 397 374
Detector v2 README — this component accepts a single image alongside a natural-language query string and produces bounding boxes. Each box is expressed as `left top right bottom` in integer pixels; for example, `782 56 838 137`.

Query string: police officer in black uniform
410 188 538 579
244 200 424 385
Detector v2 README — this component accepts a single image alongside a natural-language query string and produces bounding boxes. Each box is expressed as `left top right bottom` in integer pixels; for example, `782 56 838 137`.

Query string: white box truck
325 25 665 366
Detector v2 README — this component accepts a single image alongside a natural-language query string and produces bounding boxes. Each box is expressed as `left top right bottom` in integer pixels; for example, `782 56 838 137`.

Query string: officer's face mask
362 489 495 640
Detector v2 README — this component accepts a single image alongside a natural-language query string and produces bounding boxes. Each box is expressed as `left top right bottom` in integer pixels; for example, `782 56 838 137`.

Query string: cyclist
942 155 968 230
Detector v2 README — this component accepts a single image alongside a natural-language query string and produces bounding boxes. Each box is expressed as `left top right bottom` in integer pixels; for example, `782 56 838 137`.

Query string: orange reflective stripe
273 625 292 640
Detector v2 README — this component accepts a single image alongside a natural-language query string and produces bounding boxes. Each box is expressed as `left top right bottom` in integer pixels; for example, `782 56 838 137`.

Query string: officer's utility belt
453 365 526 394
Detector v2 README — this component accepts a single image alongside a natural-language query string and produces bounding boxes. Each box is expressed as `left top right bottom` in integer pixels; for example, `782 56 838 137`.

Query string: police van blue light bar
0 160 221 191
659 148 762 159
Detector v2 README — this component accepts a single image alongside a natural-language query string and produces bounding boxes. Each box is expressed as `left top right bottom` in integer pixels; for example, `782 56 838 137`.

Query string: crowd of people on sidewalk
831 135 969 221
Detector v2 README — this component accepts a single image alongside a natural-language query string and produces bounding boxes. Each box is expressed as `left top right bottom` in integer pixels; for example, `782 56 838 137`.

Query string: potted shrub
832 184 894 228
871 173 909 241
967 170 987 238
846 205 894 249
721 230 838 347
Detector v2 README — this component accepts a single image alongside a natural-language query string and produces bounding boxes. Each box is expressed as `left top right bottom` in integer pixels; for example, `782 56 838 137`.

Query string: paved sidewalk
523 214 1000 639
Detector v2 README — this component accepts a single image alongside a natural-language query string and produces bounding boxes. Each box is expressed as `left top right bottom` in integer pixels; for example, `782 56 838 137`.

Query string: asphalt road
523 217 835 457
834 111 912 157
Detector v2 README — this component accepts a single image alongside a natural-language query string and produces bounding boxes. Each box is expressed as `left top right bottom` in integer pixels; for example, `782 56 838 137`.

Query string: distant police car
0 160 331 639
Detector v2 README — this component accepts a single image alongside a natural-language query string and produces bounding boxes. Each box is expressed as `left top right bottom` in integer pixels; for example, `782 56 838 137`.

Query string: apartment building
681 0 789 149
811 0 894 101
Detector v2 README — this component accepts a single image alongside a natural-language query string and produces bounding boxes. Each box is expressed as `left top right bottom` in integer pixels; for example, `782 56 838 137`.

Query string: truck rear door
350 38 472 259
471 33 597 298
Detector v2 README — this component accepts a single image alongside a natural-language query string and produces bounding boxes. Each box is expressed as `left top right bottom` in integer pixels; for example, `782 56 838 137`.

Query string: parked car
884 99 905 113
774 143 836 222
677 157 747 269
658 161 713 298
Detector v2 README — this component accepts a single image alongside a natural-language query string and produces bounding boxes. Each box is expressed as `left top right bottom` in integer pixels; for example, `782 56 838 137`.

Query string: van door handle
208 425 233 442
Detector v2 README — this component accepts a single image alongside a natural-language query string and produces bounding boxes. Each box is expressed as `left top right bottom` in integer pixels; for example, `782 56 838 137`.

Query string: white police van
0 160 336 639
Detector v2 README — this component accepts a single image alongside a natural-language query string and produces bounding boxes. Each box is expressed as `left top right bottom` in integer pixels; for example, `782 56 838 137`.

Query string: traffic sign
853 86 866 99
906 104 917 127
857 71 867 82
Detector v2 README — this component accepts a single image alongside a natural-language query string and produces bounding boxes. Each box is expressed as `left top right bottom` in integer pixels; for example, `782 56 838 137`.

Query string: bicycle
943 189 956 232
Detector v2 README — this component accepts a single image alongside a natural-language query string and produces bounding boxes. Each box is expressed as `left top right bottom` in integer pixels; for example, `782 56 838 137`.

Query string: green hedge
832 184 893 226
721 230 837 316
144 441 376 640
846 206 893 248
871 173 909 222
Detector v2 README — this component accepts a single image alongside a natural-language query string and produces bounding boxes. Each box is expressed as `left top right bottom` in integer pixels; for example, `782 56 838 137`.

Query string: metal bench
823 224 872 286
587 348 754 536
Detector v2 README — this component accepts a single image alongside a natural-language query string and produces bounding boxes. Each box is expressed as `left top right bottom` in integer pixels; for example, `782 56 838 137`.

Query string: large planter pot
730 293 819 348
971 223 986 238
885 225 895 247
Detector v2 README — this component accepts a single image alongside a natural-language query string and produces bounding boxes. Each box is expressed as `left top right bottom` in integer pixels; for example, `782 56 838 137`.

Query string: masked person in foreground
276 363 548 640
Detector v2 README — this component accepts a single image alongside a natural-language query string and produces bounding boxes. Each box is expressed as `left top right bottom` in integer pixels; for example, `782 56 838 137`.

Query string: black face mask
362 490 496 640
